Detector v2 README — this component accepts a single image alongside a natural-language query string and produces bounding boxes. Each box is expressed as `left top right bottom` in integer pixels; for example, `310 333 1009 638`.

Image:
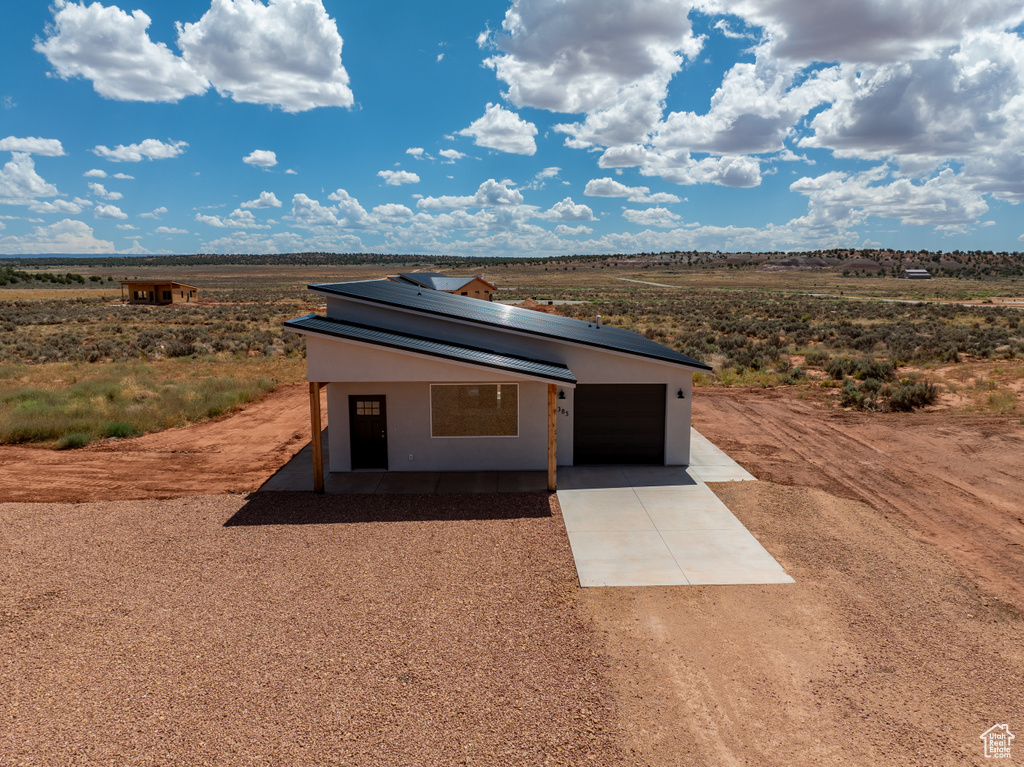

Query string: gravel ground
1 492 631 767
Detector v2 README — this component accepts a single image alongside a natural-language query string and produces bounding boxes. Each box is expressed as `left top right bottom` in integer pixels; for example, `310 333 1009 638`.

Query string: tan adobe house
121 281 198 305
285 279 711 492
389 272 497 301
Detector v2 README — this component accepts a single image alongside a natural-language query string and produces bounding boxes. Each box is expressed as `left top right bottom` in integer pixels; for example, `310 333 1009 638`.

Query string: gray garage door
573 384 666 465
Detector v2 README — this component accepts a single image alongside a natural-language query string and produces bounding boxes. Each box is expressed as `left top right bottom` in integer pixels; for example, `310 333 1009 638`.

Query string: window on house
355 400 381 416
162 291 172 301
430 384 518 437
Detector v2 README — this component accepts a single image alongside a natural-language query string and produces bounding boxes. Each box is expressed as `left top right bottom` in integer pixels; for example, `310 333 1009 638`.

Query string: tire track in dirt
693 388 1024 610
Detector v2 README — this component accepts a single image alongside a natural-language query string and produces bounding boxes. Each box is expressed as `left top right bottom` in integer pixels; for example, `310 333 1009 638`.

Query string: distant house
121 281 198 305
389 273 497 301
898 269 932 279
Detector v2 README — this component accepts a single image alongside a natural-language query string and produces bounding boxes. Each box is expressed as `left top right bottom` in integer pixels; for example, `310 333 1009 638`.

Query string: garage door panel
574 384 665 465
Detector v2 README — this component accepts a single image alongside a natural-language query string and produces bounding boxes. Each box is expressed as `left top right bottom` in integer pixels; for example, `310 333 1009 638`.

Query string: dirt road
693 388 1024 611
0 383 318 503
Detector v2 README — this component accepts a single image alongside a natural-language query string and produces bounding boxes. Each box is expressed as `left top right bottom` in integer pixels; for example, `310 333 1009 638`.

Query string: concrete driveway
557 429 794 587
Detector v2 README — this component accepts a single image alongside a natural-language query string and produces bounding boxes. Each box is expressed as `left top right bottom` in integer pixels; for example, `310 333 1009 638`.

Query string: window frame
429 383 520 439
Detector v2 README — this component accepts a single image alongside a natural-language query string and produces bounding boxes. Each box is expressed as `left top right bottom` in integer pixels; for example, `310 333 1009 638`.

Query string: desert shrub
56 431 92 449
804 350 831 368
827 356 858 379
888 380 939 411
854 358 896 381
101 421 140 439
165 341 197 358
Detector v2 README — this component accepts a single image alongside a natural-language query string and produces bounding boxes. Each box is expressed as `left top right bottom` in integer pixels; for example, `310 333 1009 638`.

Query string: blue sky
2 0 1023 257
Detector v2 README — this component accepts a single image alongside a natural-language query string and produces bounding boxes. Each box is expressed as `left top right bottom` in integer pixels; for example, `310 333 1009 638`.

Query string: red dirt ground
4 384 1023 765
692 387 1024 612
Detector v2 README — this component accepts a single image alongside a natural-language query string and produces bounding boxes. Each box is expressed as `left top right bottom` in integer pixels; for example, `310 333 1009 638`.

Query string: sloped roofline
309 279 712 372
285 313 577 384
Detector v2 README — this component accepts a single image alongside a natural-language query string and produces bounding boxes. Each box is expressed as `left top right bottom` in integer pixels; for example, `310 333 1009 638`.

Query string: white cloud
640 152 763 187
117 223 138 230
28 198 90 215
155 226 188 234
483 0 703 147
709 0 1024 63
241 191 282 209
406 147 425 157
88 182 123 201
327 188 372 227
372 203 414 221
458 103 537 156
439 149 466 162
377 170 421 186
286 189 373 230
789 165 989 231
289 193 340 228
36 0 352 112
83 169 108 178
195 208 269 229
554 224 593 235
417 179 525 211
797 31 1024 200
622 206 682 228
583 177 681 202
0 136 66 156
0 218 114 254
652 55 840 156
285 168 297 175
598 145 649 168
139 206 167 219
0 153 59 205
243 149 278 168
94 203 128 219
92 139 187 162
35 1 209 102
112 172 135 180
541 197 594 222
177 0 353 112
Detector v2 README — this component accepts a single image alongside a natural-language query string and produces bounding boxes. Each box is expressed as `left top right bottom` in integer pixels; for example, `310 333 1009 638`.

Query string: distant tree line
1 248 1021 277
0 266 102 286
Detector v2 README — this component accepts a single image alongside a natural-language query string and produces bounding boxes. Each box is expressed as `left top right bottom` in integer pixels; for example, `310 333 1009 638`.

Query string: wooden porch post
310 381 324 493
547 383 557 492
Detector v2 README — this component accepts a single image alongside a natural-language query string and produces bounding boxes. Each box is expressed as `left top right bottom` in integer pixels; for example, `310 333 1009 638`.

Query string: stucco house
389 272 497 301
121 280 198 305
285 279 711 491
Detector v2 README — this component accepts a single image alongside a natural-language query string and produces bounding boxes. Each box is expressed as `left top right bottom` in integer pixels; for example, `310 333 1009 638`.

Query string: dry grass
0 357 304 447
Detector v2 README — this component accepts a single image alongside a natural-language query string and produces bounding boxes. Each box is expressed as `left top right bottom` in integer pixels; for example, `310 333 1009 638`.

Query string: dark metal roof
285 314 577 384
396 273 480 292
309 279 712 371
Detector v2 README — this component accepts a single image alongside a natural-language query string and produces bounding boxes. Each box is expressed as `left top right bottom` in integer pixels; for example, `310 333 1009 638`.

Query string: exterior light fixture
677 389 685 399
558 389 566 400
